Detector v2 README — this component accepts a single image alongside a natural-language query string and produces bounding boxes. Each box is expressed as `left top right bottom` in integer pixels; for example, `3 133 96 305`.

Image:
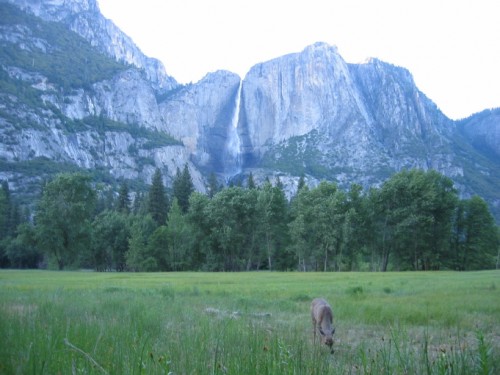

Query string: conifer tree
297 174 306 192
0 182 9 239
173 163 194 213
102 188 116 212
247 172 256 189
0 181 18 238
207 172 221 198
116 181 131 214
148 168 168 225
133 191 147 215
275 176 284 190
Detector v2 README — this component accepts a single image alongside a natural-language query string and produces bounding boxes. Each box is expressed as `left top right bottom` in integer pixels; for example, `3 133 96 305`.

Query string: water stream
225 80 243 178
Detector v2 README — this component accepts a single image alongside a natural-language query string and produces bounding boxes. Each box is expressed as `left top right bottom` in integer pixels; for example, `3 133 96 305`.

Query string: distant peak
9 0 100 17
361 57 377 64
360 57 405 71
303 42 339 53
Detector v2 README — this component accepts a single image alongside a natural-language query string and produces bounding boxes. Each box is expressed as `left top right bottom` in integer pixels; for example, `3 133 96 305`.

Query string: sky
97 0 500 120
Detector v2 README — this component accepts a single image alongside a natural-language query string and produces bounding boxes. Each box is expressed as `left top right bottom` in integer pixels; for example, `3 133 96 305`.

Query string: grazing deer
311 298 335 353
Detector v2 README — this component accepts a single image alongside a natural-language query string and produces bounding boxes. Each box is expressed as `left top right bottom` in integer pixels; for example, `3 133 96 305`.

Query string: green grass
0 270 499 374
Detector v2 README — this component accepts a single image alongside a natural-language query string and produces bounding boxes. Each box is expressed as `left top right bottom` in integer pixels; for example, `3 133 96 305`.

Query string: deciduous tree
165 198 192 270
90 210 130 271
125 214 157 271
458 196 498 270
256 180 289 270
35 173 96 269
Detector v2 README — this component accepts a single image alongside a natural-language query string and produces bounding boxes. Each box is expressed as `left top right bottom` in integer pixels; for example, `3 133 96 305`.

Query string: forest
0 167 498 272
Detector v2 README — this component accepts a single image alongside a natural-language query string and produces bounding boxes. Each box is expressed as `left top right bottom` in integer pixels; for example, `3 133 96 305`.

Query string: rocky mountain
0 0 499 220
457 108 500 161
0 0 203 197
236 43 499 217
239 44 458 181
11 0 177 91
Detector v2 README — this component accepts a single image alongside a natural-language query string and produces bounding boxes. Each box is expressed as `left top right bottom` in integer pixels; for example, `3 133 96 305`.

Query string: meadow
0 270 498 374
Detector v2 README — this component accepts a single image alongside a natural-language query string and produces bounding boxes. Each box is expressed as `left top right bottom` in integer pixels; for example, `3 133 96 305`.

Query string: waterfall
225 80 243 178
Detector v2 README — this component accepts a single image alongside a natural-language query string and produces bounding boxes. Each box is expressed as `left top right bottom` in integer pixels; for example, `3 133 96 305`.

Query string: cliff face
157 71 242 177
0 1 499 218
0 0 205 194
458 109 500 160
238 43 462 186
240 44 373 161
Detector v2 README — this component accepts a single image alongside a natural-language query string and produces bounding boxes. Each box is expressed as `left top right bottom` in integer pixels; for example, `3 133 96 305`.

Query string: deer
311 298 335 353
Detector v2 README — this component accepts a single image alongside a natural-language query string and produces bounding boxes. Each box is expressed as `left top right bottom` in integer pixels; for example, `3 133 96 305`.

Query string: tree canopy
34 173 96 269
1 169 499 271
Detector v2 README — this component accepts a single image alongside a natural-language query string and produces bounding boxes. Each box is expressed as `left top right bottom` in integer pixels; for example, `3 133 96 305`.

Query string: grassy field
0 270 499 374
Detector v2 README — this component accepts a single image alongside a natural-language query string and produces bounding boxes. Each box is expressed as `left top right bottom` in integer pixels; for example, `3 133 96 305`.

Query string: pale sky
97 0 500 120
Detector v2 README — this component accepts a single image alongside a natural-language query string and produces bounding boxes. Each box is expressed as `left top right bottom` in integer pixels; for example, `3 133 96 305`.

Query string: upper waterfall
225 79 243 177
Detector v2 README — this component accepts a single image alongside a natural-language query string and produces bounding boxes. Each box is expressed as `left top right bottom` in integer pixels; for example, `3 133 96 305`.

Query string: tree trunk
381 250 390 272
323 246 328 272
381 216 389 272
266 232 272 271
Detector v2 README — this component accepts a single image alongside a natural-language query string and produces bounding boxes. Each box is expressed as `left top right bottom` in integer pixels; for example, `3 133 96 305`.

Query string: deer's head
319 326 335 347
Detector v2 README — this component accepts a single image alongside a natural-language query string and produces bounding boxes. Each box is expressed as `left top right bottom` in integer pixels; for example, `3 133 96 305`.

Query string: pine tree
133 191 147 215
102 188 116 212
173 163 194 213
148 169 168 225
275 176 284 190
0 181 17 238
297 174 306 192
116 181 131 214
0 181 10 239
207 172 221 198
247 172 256 189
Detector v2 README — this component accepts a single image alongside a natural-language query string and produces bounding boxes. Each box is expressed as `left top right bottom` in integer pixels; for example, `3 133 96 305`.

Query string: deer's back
311 298 333 324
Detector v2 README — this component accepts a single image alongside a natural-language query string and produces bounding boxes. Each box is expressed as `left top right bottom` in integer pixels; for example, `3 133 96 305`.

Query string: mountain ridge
9 0 177 91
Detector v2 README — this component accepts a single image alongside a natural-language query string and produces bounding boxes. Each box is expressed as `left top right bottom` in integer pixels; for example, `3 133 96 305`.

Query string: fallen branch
63 338 108 375
204 307 272 319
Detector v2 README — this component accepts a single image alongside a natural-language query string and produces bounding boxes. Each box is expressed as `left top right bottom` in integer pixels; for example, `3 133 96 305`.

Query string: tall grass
0 270 498 374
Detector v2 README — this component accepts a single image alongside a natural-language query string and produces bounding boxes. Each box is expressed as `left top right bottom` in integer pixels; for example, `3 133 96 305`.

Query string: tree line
0 167 498 271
